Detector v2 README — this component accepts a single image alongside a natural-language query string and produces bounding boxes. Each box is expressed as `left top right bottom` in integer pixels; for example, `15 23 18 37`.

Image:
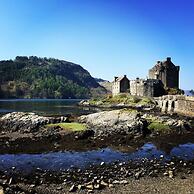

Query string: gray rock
78 109 148 137
0 186 4 194
168 170 174 178
142 113 192 132
78 184 85 190
135 171 141 179
0 112 67 133
85 184 94 190
69 184 77 192
100 180 108 186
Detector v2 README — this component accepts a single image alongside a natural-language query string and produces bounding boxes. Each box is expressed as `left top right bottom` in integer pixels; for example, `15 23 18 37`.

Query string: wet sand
5 173 194 194
98 175 194 194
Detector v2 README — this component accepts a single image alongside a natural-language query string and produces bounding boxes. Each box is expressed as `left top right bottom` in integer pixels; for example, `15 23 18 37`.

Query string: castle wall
166 67 179 88
112 81 120 96
175 99 194 115
130 79 164 97
120 78 130 93
155 95 194 116
148 69 157 80
148 58 180 89
130 79 144 96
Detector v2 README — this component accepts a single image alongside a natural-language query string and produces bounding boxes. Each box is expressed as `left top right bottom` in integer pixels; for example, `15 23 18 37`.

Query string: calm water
0 99 98 116
0 99 194 175
0 143 194 175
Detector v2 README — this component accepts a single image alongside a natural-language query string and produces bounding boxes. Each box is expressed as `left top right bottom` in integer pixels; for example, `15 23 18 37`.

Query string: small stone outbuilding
112 75 130 96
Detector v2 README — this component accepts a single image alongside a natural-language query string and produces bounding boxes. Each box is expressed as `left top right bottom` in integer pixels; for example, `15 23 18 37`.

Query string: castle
112 57 180 97
148 57 179 88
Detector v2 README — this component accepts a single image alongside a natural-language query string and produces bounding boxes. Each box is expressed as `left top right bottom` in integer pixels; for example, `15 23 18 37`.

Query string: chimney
114 76 118 81
166 57 171 62
157 61 160 64
124 75 127 78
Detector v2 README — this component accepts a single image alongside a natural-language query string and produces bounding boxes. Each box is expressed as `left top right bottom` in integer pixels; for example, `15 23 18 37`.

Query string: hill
184 90 194 96
0 56 107 99
95 78 112 93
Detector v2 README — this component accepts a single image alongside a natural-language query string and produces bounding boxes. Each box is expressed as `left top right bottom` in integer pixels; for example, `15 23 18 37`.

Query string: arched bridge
154 95 194 116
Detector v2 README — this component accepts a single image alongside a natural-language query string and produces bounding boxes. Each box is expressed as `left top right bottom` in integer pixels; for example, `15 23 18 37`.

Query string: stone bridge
154 95 194 116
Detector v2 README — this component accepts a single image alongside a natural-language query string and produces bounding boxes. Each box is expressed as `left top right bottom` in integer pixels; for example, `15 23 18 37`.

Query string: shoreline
0 100 194 193
2 174 194 194
0 155 194 193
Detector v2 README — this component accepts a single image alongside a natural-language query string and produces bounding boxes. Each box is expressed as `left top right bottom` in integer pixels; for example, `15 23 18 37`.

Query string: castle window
172 101 175 109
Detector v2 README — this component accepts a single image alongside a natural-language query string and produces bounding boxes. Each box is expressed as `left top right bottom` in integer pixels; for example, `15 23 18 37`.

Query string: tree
190 89 194 96
0 56 103 99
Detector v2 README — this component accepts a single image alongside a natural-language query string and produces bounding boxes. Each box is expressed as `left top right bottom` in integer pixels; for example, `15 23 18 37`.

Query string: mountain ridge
0 56 107 99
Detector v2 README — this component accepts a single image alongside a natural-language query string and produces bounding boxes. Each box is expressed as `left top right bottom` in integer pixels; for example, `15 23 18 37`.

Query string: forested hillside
0 56 106 99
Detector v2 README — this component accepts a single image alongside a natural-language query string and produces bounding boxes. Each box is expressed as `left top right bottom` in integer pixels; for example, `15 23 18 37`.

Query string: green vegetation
0 56 106 99
165 87 184 95
47 122 87 131
120 108 138 113
148 121 170 132
146 115 171 133
88 93 154 106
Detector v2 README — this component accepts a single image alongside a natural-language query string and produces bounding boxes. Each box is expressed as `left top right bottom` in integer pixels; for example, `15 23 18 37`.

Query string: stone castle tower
148 57 180 88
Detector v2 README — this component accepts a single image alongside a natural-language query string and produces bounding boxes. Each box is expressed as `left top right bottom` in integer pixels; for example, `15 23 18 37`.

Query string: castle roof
151 57 177 71
115 76 125 82
113 75 129 83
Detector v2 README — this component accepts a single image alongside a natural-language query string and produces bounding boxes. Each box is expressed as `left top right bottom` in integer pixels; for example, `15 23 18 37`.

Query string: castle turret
148 57 180 89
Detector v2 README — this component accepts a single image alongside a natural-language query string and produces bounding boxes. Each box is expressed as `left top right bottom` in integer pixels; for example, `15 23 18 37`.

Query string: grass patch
139 97 153 105
148 122 170 132
120 108 138 113
47 122 87 131
88 93 154 106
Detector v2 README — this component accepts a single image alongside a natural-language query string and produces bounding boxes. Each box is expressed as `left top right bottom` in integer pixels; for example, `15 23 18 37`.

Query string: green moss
148 122 170 132
138 97 153 105
46 122 87 131
165 87 184 95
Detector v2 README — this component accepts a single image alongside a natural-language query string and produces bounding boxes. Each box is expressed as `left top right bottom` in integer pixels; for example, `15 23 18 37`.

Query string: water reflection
0 143 193 175
0 99 97 116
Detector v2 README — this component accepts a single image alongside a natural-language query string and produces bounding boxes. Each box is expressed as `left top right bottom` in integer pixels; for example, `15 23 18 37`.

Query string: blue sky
0 0 193 89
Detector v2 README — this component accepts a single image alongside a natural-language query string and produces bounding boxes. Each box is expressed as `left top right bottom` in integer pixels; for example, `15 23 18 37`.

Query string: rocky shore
0 109 193 154
0 105 193 193
78 109 192 138
0 155 194 194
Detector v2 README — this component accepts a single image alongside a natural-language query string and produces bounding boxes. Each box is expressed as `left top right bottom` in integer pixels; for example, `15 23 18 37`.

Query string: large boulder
0 112 67 133
78 109 148 137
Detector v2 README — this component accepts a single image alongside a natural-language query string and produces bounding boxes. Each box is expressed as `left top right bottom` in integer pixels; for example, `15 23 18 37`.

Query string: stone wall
155 95 194 116
120 78 130 93
166 66 179 88
175 98 194 115
112 81 120 96
130 78 164 97
130 79 144 96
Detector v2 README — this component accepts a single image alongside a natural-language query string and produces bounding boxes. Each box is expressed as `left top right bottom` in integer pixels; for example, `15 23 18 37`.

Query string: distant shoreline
0 98 85 101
